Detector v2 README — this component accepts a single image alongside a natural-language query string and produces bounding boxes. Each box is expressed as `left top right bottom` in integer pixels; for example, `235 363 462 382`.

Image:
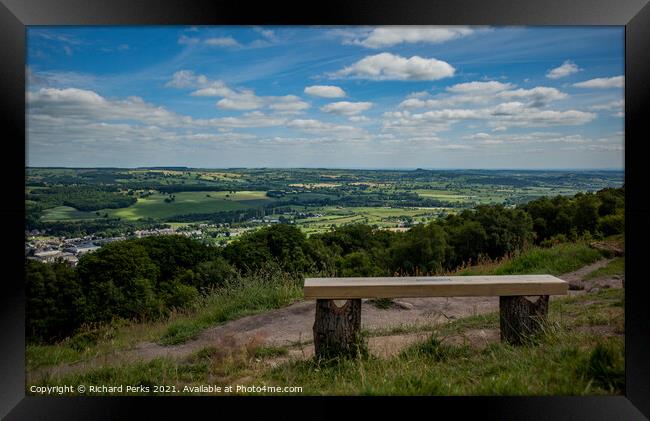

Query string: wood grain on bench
304 275 568 299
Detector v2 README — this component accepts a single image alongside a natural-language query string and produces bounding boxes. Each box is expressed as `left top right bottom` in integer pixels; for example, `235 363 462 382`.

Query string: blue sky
26 26 624 169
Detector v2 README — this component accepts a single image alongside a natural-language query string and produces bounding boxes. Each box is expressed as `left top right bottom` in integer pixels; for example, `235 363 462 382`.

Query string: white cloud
167 70 309 113
165 70 208 88
204 37 240 47
447 81 514 94
398 83 567 111
27 87 294 132
351 26 474 48
268 95 310 113
287 119 366 136
399 81 515 109
178 35 241 47
546 60 580 79
382 101 596 134
320 101 373 116
573 76 624 89
349 115 370 123
253 27 276 40
589 100 624 111
304 85 346 98
216 92 265 110
496 87 568 107
331 53 455 81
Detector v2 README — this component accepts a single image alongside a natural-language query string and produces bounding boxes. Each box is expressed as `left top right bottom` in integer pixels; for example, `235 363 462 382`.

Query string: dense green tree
388 222 448 275
76 241 160 323
25 260 86 342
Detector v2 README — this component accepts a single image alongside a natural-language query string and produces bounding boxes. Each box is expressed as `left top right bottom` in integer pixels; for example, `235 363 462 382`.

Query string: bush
598 213 624 236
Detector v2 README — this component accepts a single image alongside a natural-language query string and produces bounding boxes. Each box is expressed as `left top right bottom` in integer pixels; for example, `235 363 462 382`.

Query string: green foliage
28 185 136 211
25 260 86 342
389 222 448 275
222 224 333 274
524 187 624 243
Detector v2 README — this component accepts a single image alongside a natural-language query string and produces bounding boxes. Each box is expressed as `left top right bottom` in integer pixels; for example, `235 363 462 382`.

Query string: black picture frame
2 0 649 419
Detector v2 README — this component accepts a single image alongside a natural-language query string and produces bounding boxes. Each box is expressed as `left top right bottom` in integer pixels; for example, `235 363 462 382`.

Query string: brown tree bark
499 295 549 345
313 299 364 359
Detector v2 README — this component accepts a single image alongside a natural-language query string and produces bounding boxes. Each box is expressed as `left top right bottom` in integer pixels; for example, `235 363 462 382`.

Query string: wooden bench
304 275 568 358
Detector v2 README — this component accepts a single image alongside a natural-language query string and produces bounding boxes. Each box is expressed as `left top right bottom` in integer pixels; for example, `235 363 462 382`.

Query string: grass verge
454 242 605 276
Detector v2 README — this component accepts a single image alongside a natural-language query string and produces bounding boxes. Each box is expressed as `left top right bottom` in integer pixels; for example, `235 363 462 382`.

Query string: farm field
104 191 273 221
294 206 455 236
41 206 100 222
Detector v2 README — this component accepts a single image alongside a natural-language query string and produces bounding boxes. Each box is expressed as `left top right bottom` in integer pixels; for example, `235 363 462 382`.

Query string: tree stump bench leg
499 295 549 345
313 299 363 359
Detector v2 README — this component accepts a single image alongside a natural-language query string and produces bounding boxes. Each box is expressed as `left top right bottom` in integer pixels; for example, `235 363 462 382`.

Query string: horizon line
25 165 625 171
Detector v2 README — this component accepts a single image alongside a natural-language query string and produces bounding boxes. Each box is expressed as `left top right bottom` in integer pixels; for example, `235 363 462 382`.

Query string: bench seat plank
304 275 567 299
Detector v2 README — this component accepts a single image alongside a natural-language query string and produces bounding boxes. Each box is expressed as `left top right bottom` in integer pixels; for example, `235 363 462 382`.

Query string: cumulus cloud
216 92 265 110
304 85 346 98
27 87 295 132
446 81 514 94
167 70 309 113
268 95 310 113
165 70 208 88
320 101 373 116
398 83 567 110
573 76 624 89
546 60 580 79
331 53 455 81
382 102 595 134
496 87 568 107
350 26 475 48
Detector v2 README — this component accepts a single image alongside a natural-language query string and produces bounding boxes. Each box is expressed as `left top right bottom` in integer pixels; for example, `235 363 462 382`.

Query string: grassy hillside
26 240 623 396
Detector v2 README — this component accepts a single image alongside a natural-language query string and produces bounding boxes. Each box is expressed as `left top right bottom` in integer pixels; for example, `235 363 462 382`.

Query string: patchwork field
37 191 272 222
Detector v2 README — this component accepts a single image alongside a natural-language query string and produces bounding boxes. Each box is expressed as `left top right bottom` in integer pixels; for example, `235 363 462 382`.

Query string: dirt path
30 258 621 380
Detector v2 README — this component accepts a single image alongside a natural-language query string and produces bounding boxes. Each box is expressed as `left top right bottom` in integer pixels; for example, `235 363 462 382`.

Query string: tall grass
454 242 605 276
159 270 304 345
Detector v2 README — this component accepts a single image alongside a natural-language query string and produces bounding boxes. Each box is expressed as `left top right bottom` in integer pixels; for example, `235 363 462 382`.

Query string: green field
415 189 474 203
294 206 457 236
105 191 272 220
41 206 101 222
39 191 273 222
